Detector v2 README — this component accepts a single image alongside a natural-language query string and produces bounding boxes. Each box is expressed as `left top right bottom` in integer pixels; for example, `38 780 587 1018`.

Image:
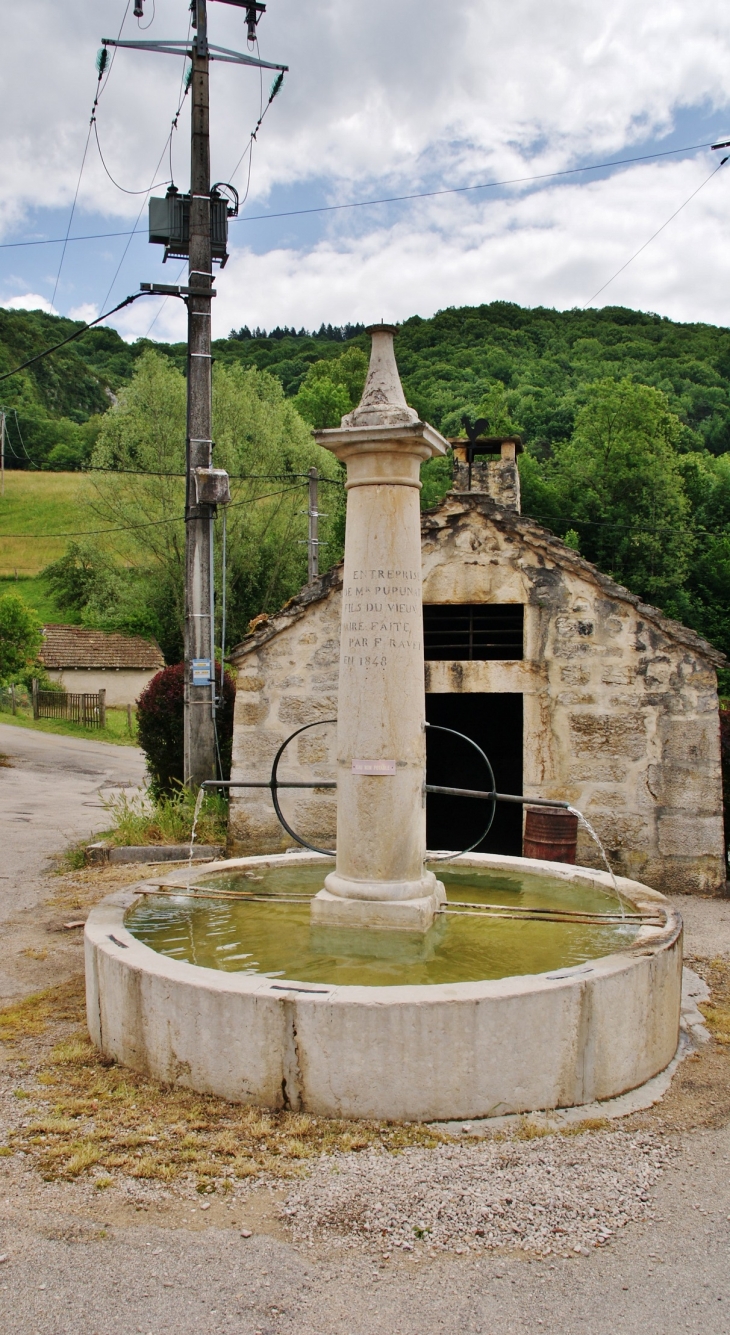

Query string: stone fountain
312 323 447 932
84 326 683 1123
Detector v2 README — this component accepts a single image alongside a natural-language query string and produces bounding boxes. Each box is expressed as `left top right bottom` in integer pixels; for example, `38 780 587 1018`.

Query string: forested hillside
2 301 729 683
4 301 730 461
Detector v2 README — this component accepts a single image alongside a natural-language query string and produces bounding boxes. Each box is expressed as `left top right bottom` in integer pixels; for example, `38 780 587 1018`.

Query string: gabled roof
230 493 725 670
40 625 165 671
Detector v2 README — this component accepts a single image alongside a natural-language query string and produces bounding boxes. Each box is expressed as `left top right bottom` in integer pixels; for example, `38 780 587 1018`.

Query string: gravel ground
281 1131 673 1257
0 751 728 1335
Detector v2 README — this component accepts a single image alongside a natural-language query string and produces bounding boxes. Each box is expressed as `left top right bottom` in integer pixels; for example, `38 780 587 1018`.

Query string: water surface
125 863 639 987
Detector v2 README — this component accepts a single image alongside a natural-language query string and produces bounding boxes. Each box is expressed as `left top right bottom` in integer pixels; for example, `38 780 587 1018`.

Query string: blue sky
2 1 730 342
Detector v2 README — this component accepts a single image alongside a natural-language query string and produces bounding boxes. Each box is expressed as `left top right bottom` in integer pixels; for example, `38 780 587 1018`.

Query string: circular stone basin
125 863 640 987
84 852 682 1122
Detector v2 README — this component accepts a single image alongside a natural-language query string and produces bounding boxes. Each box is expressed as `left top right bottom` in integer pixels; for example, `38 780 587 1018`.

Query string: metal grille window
423 604 524 661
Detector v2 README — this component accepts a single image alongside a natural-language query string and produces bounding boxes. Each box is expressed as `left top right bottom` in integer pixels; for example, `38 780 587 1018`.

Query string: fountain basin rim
84 851 682 1119
91 850 680 1000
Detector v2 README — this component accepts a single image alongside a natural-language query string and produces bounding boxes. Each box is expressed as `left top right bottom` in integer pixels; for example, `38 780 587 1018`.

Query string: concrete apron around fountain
84 849 682 1123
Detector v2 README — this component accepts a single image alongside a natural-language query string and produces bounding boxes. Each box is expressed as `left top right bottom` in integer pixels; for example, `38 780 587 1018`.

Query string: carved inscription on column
342 568 422 669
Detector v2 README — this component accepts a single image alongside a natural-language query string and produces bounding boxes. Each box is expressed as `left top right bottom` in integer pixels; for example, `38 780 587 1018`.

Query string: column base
311 882 446 933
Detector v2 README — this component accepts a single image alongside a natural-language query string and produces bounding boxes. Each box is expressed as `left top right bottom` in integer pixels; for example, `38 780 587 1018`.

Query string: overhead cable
50 1 132 307
0 140 720 254
584 159 728 307
0 292 149 385
0 484 309 540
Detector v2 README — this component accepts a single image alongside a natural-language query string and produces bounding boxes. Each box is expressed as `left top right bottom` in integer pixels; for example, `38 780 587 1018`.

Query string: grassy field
0 705 138 747
0 471 123 575
0 574 74 623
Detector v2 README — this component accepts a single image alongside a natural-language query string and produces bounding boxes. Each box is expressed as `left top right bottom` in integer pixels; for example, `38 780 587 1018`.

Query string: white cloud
110 154 730 341
68 302 100 323
2 293 58 314
4 2 730 329
2 0 730 229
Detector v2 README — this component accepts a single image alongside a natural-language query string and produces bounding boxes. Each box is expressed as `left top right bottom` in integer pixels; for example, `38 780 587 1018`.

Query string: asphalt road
0 724 146 922
0 725 147 1005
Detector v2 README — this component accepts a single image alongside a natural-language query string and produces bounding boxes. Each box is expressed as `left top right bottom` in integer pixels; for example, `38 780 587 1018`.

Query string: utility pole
300 467 326 582
307 467 319 582
0 411 5 499
184 0 216 788
102 1 287 789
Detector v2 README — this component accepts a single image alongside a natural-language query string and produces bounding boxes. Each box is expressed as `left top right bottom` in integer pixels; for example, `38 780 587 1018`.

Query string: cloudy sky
2 0 730 341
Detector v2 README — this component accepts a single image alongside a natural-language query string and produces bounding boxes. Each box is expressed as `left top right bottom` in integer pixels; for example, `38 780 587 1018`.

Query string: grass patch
698 957 730 1046
0 472 122 575
0 978 84 1044
0 574 71 624
0 977 451 1184
0 704 139 747
103 786 227 847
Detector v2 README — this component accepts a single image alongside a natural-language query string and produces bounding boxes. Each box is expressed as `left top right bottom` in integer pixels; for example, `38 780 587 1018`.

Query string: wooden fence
32 681 106 728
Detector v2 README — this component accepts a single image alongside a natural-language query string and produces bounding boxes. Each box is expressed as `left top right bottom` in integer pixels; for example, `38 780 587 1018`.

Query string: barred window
423 604 523 661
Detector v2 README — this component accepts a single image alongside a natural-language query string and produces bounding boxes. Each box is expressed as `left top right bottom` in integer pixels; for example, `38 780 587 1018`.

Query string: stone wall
229 495 726 895
44 668 159 707
229 573 342 856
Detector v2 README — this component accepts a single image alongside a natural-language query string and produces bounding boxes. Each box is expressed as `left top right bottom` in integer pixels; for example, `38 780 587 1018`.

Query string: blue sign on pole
191 658 213 685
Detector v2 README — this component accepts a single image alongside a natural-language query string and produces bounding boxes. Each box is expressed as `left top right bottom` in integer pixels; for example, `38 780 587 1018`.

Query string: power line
93 120 171 196
0 140 719 255
584 160 728 307
230 140 722 226
50 1 132 308
0 484 309 540
0 292 148 385
84 466 344 482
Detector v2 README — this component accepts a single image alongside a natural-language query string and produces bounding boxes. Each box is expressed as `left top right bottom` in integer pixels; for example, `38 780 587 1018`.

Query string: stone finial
341 323 419 429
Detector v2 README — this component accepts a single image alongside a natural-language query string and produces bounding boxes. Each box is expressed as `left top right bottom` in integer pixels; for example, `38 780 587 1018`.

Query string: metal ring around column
270 719 337 856
425 722 498 861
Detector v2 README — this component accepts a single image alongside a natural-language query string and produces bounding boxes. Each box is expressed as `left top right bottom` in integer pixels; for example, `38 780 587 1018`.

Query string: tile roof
40 625 165 671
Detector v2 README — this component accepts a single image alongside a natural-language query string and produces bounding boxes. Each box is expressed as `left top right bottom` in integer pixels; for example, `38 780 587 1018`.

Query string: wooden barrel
523 806 578 864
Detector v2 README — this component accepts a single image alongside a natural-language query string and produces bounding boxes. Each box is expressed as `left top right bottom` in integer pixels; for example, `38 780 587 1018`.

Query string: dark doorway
425 693 523 856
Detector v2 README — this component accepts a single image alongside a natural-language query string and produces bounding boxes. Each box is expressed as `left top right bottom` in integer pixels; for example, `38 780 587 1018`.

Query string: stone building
229 436 726 896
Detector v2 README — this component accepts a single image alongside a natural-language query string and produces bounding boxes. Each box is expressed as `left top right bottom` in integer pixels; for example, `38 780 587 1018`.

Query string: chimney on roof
449 434 523 513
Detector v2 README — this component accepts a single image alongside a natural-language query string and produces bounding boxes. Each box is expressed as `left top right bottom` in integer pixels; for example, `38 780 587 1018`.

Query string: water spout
567 806 625 921
188 786 206 872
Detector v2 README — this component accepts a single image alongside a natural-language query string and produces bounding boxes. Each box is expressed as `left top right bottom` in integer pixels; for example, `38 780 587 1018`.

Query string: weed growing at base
102 786 228 847
0 977 448 1185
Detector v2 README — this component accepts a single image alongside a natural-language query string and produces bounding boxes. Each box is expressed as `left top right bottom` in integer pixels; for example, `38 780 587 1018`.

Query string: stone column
311 324 448 931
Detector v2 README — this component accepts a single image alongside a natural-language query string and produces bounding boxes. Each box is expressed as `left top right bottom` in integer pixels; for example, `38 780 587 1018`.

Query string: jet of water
188 786 206 873
567 806 625 922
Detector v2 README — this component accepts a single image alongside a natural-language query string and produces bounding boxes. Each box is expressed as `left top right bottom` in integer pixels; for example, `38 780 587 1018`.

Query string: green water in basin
124 863 640 987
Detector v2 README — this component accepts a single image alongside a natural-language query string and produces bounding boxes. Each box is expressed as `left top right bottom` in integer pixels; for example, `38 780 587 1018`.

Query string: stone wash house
229 436 726 896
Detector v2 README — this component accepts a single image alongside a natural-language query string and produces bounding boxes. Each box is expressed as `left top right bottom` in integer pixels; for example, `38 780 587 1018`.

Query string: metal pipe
425 785 570 808
203 780 336 789
203 779 568 807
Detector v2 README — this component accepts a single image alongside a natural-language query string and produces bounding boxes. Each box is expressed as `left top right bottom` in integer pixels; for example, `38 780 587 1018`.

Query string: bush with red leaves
136 662 235 796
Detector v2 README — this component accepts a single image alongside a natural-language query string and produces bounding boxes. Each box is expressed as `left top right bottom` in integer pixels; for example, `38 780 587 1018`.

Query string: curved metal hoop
270 719 337 856
425 723 497 862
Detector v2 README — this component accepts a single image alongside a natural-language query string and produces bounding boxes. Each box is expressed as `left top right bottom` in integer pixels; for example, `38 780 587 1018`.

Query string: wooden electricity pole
103 0 287 789
307 466 319 582
184 0 217 788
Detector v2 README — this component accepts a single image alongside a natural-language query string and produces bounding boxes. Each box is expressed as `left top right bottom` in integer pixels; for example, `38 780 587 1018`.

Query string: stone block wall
229 494 726 895
229 579 341 856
